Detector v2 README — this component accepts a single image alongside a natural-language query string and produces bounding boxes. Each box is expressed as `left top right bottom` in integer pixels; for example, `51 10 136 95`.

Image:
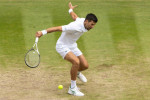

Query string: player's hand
68 2 78 9
36 31 43 38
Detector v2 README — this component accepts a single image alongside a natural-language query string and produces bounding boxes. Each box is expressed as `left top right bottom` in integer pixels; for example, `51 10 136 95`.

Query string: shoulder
62 17 85 32
75 17 87 32
74 17 85 27
68 18 84 27
75 17 85 22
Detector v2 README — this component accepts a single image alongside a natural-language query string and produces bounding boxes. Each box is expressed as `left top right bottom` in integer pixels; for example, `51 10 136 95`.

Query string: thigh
77 54 88 67
56 44 71 59
71 47 82 57
64 51 79 65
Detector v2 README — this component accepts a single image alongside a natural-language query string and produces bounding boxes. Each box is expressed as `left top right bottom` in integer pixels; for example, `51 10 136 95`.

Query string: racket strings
25 38 40 68
25 50 40 67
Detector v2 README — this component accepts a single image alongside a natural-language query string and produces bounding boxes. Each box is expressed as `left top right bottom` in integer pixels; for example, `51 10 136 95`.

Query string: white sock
71 80 76 88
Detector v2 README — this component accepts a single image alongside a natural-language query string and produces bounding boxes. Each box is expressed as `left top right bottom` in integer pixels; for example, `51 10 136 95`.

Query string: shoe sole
68 90 84 96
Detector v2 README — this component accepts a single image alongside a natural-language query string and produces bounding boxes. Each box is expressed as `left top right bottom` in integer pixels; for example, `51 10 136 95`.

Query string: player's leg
78 54 89 71
56 44 80 81
64 51 80 81
64 51 84 96
70 46 88 71
71 47 88 82
56 45 84 96
76 54 88 82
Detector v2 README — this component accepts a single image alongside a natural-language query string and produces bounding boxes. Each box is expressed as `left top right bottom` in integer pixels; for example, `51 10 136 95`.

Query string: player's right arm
36 26 62 38
68 2 78 21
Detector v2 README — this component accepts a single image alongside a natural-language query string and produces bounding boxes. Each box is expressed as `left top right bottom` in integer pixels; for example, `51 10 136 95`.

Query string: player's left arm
68 2 78 21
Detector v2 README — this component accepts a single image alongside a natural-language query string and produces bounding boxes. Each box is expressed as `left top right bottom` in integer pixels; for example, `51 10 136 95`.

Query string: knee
84 64 89 69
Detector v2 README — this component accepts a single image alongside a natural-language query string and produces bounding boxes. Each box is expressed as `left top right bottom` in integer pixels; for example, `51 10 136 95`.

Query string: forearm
70 11 78 21
36 26 62 38
46 26 62 34
68 2 78 21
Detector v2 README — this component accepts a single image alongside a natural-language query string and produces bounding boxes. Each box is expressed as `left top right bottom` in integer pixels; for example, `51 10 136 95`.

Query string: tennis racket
25 37 40 68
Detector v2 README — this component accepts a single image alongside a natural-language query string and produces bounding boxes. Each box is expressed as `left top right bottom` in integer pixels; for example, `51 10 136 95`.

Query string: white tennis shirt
56 17 88 47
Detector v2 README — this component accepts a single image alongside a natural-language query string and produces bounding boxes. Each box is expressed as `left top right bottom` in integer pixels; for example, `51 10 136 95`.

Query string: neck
84 21 87 29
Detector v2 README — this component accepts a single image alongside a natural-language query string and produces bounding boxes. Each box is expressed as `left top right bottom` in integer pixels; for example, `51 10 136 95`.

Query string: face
84 20 96 31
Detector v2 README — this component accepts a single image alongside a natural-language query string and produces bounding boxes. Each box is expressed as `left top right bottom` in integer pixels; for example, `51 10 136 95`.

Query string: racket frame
25 38 40 68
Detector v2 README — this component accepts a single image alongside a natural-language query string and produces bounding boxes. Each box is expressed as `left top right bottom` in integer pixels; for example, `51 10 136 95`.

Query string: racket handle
35 37 39 43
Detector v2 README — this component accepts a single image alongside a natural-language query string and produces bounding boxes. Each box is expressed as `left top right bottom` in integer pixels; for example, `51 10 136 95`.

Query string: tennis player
36 2 98 96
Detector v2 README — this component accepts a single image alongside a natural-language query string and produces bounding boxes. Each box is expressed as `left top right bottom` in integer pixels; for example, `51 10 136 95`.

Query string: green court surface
0 0 150 100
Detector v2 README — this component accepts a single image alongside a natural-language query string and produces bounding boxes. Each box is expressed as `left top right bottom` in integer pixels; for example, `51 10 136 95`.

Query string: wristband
69 9 73 14
41 30 47 35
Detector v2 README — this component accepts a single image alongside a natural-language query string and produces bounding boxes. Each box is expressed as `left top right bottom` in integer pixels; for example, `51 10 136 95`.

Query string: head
84 13 98 30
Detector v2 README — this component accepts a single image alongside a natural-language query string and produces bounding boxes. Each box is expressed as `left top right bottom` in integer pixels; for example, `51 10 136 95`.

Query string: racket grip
35 37 39 43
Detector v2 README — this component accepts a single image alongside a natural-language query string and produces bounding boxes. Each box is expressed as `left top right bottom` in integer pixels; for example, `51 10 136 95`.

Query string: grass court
0 0 150 100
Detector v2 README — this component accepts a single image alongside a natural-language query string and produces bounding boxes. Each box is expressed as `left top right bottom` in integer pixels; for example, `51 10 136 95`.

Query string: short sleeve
62 22 79 32
75 17 80 21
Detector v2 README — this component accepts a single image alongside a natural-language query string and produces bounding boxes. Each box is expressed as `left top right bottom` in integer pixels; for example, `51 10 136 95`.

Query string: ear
84 19 89 23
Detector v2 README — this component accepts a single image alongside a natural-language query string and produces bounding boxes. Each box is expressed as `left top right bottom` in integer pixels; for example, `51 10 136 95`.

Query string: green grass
0 0 150 100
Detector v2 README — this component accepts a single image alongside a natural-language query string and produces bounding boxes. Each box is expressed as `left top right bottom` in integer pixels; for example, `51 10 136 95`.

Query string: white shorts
56 44 82 59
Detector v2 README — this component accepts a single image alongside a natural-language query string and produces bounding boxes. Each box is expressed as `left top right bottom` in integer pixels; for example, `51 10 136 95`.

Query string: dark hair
85 13 98 23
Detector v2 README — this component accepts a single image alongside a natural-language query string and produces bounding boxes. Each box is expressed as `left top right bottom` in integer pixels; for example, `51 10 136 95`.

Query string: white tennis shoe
68 86 84 96
77 72 87 82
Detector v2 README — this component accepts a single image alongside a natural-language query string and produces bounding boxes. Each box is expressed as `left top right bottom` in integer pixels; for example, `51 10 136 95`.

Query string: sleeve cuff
62 26 65 31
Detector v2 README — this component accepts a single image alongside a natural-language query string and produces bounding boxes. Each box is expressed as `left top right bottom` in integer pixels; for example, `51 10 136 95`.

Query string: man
36 2 98 96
